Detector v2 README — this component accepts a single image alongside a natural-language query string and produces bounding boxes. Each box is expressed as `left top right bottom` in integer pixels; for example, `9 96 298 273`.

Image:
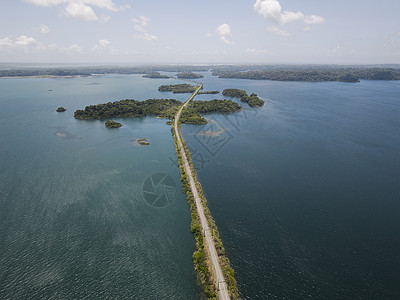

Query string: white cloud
15 35 37 46
132 16 158 41
267 26 291 36
25 0 128 21
98 39 110 47
64 2 97 21
0 35 38 50
216 23 233 45
40 24 50 33
303 26 312 32
254 0 324 33
59 43 83 54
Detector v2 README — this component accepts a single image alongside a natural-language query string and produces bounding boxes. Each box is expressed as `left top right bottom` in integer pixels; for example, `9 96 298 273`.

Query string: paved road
173 83 230 300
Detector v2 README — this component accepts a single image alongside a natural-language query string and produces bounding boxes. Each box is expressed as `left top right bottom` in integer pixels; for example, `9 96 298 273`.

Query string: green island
143 71 169 79
56 107 67 112
198 91 219 94
105 120 123 128
222 88 265 107
74 98 241 125
176 72 204 79
137 138 150 145
158 83 200 93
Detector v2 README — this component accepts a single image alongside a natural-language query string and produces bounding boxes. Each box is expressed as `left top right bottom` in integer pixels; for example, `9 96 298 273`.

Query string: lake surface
1 72 400 299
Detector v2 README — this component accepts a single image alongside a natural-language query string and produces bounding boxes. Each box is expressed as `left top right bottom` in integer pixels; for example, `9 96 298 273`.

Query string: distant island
158 83 200 93
74 98 241 125
1 64 400 82
212 66 400 82
105 120 123 128
176 72 204 79
222 89 265 107
143 72 169 79
198 91 219 94
56 107 67 112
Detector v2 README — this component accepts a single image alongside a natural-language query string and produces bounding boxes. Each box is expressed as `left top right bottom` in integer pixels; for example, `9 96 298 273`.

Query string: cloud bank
24 0 128 21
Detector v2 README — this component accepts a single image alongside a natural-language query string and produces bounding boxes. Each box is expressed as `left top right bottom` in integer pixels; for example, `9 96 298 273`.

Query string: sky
0 0 399 64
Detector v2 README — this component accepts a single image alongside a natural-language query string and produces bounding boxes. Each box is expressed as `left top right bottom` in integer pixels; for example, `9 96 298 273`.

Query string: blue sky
0 0 399 64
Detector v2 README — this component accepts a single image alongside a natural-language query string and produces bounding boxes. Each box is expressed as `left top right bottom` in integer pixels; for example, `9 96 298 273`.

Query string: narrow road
173 83 230 300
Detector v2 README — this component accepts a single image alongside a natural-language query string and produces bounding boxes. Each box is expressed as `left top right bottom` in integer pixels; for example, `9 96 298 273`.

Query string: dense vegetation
198 91 219 94
158 83 200 93
105 120 122 128
222 89 265 107
176 72 204 79
56 107 66 112
213 66 400 82
74 99 181 119
143 71 169 79
74 98 241 125
180 100 241 125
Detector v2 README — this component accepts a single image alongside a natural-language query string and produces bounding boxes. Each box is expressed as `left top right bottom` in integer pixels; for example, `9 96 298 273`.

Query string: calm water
0 75 203 299
183 74 400 299
1 73 400 299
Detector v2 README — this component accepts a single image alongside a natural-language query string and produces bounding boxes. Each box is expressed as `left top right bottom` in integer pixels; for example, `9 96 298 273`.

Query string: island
222 89 265 107
158 83 199 93
212 66 400 82
198 91 219 94
74 98 241 125
176 72 204 79
143 71 169 79
137 138 150 145
105 120 123 128
56 107 67 112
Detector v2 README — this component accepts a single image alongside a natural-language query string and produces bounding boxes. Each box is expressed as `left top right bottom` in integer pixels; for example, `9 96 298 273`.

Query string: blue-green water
183 75 400 299
0 75 203 299
1 73 400 299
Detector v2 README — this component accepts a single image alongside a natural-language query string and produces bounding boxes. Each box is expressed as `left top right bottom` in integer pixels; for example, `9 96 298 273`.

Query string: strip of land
173 83 231 300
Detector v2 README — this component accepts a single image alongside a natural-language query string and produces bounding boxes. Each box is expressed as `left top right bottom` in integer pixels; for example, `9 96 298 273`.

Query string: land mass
222 89 265 107
105 120 123 128
176 72 204 79
158 83 200 93
143 71 169 79
74 98 241 125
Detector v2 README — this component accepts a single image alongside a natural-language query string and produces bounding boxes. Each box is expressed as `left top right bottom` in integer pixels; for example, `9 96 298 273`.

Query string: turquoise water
1 73 400 299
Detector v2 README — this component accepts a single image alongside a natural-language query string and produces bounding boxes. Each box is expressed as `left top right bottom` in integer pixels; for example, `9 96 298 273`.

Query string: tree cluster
143 72 169 79
74 99 182 120
176 72 204 79
105 120 123 128
222 89 265 107
158 83 200 93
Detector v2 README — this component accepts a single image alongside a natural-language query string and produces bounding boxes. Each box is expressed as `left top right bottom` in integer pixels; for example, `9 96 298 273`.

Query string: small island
56 107 67 112
222 89 265 107
158 83 199 93
143 72 169 79
198 91 219 94
176 72 204 79
137 138 150 145
105 120 123 128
